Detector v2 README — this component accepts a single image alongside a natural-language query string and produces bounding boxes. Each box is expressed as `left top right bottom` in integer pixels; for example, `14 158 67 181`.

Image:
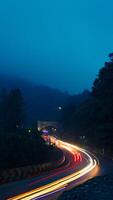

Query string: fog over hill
0 74 90 126
0 74 69 125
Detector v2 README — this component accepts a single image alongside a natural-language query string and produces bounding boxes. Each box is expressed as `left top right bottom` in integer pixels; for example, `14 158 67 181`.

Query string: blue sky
0 0 113 93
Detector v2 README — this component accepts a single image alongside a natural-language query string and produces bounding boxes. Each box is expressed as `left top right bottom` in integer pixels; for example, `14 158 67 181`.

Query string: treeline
0 75 69 125
0 89 60 170
62 53 113 153
0 88 24 132
0 129 59 170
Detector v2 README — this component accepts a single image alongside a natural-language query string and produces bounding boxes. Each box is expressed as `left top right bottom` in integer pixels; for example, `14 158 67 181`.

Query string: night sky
0 0 113 94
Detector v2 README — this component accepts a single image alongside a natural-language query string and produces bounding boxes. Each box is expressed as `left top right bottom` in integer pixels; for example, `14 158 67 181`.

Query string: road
0 137 99 200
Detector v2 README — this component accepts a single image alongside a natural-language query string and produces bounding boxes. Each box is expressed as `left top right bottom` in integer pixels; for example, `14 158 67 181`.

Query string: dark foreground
59 156 113 200
59 174 113 200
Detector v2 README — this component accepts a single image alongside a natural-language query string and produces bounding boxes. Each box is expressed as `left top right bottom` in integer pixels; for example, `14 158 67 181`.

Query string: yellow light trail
8 138 99 200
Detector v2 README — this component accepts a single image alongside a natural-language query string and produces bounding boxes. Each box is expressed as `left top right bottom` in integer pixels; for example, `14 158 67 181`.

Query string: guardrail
0 152 65 185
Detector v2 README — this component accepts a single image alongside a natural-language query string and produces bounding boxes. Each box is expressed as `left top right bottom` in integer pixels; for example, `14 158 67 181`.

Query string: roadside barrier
0 153 65 185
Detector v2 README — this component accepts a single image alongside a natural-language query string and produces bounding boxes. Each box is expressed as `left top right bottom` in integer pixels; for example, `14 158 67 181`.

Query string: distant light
42 130 48 134
28 129 31 133
58 106 62 110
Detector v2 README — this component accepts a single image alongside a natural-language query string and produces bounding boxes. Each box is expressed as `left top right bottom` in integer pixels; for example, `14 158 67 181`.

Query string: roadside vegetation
62 53 113 154
0 89 61 170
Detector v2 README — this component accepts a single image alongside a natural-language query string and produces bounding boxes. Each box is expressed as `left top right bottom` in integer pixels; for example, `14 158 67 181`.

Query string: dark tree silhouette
4 89 25 132
0 89 7 131
109 52 113 62
92 53 113 123
61 53 113 153
0 88 62 170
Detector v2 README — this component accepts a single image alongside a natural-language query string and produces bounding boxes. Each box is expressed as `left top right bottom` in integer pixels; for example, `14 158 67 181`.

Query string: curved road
0 137 99 200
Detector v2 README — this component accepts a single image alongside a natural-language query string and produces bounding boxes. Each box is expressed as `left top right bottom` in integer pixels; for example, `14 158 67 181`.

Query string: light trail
33 186 66 200
8 138 99 200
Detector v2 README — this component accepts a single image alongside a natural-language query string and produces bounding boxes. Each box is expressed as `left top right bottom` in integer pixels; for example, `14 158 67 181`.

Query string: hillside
0 74 69 125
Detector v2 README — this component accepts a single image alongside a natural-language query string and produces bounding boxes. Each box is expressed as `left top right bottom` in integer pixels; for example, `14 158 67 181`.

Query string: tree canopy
62 53 113 153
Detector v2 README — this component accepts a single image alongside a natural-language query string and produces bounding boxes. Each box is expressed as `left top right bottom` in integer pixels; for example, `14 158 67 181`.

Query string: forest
62 53 113 154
